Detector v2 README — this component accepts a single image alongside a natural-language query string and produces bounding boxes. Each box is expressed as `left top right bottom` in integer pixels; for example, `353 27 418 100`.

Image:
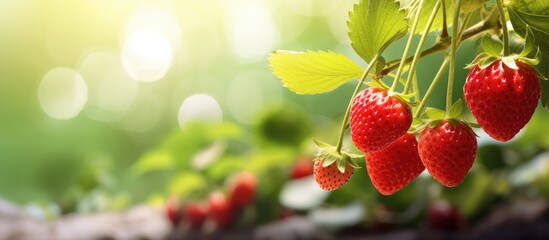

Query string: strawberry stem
390 0 425 93
414 58 450 118
440 0 448 39
377 7 500 80
446 0 461 113
335 54 381 153
404 0 442 94
496 0 509 56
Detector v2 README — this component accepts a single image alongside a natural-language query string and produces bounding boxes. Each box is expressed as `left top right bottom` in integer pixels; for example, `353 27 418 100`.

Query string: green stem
412 72 420 102
496 0 509 55
335 54 380 153
390 0 426 92
377 12 498 79
404 0 441 94
446 0 461 113
440 0 448 38
457 13 473 45
414 58 450 118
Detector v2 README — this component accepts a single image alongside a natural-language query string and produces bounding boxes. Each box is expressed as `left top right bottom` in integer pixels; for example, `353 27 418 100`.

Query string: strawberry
427 201 466 231
464 59 540 142
350 88 412 153
313 159 354 191
366 133 424 195
228 171 256 209
208 192 234 229
418 120 477 187
183 202 208 229
165 196 181 226
290 157 314 179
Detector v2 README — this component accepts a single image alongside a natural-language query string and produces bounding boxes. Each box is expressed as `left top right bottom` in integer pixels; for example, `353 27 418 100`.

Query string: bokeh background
1 0 549 238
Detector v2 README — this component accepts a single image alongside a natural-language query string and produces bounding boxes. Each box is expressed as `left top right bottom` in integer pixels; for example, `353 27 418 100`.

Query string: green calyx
366 79 419 107
409 99 479 133
467 29 540 70
313 139 362 173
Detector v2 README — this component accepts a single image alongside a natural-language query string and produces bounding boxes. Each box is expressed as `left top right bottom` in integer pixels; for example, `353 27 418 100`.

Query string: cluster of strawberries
314 58 540 194
166 171 256 230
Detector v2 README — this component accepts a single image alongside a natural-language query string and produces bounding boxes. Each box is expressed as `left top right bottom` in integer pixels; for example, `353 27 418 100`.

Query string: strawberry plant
270 0 549 194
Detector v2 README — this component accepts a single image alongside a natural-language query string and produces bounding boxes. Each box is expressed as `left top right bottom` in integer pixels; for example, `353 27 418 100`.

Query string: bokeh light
226 0 278 61
38 67 88 120
227 71 282 124
78 49 139 122
178 94 223 128
121 29 173 82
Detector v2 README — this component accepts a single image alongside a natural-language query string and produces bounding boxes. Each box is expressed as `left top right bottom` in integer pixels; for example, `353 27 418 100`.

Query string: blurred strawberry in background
290 157 314 180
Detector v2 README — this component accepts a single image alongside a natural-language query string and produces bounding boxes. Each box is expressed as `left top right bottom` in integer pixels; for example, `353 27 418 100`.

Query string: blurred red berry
427 201 466 231
229 171 256 209
291 158 314 179
165 196 182 226
208 192 234 229
183 201 208 229
277 207 296 220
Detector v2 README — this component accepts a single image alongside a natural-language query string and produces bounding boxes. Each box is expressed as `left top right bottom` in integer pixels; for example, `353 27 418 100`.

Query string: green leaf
168 171 208 198
397 0 454 34
508 0 549 58
270 51 364 94
481 34 503 57
348 0 408 63
425 107 446 120
448 99 464 119
132 150 174 175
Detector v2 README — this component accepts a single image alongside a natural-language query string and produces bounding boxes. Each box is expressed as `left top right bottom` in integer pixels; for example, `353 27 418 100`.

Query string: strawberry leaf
348 0 408 63
425 107 446 121
269 51 364 94
508 0 549 60
481 34 503 57
448 99 464 119
397 0 454 34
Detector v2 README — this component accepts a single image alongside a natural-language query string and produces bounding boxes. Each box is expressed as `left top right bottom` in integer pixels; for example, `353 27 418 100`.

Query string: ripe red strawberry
228 171 256 209
366 133 424 195
208 192 234 229
313 160 354 191
350 88 412 153
183 202 208 229
418 120 477 187
165 196 181 226
290 157 314 179
464 59 540 142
